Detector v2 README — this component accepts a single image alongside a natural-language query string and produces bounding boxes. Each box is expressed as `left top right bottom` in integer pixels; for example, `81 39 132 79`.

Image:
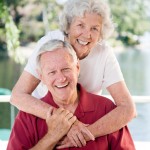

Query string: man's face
39 48 79 105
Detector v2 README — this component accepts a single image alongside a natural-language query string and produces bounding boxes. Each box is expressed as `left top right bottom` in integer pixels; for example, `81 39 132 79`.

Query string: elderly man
7 40 135 150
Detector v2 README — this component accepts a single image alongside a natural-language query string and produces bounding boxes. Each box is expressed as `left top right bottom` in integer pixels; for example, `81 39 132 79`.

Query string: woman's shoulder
86 41 113 60
46 29 64 40
33 30 64 52
94 41 113 53
38 30 64 45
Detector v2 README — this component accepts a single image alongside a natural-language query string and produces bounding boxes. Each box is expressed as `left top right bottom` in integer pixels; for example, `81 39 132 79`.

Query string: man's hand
57 120 95 148
46 107 77 142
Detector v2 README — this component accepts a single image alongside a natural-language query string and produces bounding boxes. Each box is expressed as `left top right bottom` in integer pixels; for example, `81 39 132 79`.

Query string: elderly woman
7 40 135 150
10 0 136 147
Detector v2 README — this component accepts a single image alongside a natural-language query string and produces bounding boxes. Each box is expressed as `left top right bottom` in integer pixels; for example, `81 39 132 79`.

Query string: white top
25 30 124 98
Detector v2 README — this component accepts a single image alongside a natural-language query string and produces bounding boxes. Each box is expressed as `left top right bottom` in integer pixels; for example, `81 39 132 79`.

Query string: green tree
108 0 150 45
37 0 63 33
0 1 22 63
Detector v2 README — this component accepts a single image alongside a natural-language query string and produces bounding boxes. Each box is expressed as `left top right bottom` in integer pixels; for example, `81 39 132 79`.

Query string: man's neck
54 91 79 113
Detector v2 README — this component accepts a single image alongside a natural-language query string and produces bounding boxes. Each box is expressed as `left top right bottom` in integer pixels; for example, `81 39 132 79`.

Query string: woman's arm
88 81 137 138
10 71 50 119
57 81 137 148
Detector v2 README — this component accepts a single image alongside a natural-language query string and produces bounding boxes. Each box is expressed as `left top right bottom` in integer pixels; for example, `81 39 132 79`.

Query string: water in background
116 48 150 142
117 48 150 96
0 48 150 141
128 102 150 141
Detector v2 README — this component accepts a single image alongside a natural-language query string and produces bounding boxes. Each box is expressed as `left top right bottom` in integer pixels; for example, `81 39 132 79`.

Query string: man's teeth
56 83 68 88
78 40 88 45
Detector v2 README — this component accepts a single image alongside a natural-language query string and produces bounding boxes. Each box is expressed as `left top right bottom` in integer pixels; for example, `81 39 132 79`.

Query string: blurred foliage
0 0 22 63
0 0 150 58
108 0 150 46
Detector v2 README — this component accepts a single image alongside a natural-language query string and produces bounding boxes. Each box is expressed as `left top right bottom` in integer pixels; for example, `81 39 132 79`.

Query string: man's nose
57 72 66 82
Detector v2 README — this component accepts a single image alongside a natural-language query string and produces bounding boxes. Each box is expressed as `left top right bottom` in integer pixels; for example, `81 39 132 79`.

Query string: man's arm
30 108 77 150
7 108 76 150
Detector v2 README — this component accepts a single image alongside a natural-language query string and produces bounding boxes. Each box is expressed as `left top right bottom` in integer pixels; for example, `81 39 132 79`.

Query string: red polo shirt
7 84 135 150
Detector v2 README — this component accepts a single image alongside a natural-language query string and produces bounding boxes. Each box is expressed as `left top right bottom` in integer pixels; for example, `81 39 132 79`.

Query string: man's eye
48 71 55 75
63 68 71 72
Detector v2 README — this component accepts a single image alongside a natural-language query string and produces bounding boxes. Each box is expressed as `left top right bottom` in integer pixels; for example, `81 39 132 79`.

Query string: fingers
55 107 66 115
65 111 73 119
81 127 95 141
76 132 86 146
70 134 83 147
69 136 78 147
55 108 76 124
56 143 72 149
46 107 54 123
68 116 77 125
67 121 95 148
55 108 72 118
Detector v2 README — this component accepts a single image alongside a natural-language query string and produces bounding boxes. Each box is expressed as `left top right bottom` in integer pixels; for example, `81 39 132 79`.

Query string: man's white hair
36 39 78 72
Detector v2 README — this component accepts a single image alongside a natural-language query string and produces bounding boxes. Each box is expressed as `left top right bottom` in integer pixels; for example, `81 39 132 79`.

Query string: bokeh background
0 0 150 148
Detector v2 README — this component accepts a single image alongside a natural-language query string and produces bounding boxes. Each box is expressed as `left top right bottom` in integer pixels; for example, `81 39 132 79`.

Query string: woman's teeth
78 40 88 45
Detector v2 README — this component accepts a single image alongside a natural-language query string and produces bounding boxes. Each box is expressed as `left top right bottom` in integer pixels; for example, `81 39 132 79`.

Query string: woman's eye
78 24 84 27
92 27 99 31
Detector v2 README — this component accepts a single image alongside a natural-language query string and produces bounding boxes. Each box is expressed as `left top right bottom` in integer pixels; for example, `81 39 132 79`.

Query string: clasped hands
46 107 95 149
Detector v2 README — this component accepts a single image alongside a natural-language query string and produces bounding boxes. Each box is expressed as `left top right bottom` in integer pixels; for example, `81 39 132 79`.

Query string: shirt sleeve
108 126 136 150
24 33 52 79
7 112 36 150
102 98 135 149
102 45 124 88
24 30 64 79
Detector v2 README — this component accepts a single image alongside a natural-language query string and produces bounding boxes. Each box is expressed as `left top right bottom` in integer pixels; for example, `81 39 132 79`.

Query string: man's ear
76 59 80 77
36 68 42 80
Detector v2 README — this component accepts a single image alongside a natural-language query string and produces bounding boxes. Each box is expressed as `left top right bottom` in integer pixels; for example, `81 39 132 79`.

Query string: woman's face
67 12 102 59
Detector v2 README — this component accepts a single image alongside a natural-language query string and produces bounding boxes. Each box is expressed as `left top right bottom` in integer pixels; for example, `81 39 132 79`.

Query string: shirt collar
41 84 95 113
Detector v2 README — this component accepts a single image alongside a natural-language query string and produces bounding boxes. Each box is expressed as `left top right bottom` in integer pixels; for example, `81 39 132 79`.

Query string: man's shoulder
80 84 115 106
86 91 116 109
87 92 111 102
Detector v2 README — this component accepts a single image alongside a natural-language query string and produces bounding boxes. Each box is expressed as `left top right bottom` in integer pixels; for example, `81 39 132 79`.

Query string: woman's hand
56 120 95 148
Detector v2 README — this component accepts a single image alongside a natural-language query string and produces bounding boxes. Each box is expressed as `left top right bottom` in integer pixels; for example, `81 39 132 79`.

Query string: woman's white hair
36 39 78 72
59 0 114 40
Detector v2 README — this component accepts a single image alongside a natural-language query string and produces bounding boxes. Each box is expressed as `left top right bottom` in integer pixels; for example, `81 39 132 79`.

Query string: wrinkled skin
46 108 77 142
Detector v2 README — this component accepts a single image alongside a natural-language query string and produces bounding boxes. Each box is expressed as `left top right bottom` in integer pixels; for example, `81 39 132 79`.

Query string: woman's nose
83 28 91 39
